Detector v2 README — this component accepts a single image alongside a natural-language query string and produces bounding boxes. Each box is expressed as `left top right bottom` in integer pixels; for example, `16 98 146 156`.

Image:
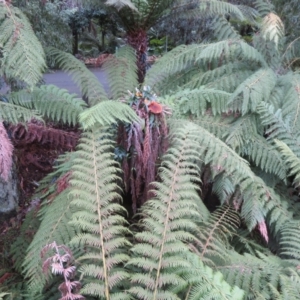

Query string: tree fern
0 2 46 87
69 129 131 299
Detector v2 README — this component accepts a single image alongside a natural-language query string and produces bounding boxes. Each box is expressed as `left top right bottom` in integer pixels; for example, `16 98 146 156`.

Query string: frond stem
152 133 187 299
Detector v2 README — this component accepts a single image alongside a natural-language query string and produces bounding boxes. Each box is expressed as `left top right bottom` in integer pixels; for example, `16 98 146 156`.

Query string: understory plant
2 0 300 299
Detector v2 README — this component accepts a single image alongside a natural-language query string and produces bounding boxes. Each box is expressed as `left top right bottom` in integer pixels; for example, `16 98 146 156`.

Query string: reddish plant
41 242 84 300
0 122 13 181
118 87 170 212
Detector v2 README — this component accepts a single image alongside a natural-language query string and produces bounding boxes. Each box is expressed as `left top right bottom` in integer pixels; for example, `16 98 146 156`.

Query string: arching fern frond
127 124 209 299
9 85 87 126
257 102 300 158
218 251 300 299
229 68 276 115
198 0 245 20
211 15 242 41
279 221 300 261
179 252 244 300
69 129 131 299
79 100 140 130
0 101 42 124
103 45 138 100
0 2 46 87
224 114 259 151
254 0 273 17
175 88 231 117
194 205 240 266
261 13 284 50
23 153 78 297
169 120 284 233
242 136 287 180
275 139 300 187
192 114 233 140
46 47 108 106
146 40 267 92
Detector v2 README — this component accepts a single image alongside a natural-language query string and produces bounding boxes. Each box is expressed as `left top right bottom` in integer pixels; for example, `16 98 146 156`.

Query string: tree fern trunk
127 29 148 83
0 167 19 221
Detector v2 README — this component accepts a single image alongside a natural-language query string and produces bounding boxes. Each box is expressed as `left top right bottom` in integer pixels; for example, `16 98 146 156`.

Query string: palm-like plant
82 0 261 82
2 0 300 299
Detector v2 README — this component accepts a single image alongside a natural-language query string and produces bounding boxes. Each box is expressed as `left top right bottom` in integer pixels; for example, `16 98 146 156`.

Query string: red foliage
41 242 85 300
56 171 72 194
8 121 80 205
258 220 269 243
118 89 169 213
0 122 13 181
84 53 113 67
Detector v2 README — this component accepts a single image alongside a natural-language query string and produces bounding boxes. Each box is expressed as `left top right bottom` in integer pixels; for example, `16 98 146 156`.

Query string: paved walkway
43 67 110 96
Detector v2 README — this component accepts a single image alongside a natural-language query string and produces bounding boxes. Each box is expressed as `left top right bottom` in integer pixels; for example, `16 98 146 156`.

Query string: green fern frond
212 173 236 204
23 188 76 297
229 68 276 115
146 40 266 92
0 101 42 124
0 3 46 87
224 114 259 151
169 120 281 232
257 102 300 157
275 140 300 186
46 47 108 106
69 129 131 299
103 45 138 99
127 124 209 299
10 206 41 274
174 88 231 117
192 114 234 140
194 205 240 266
9 85 87 126
145 44 205 90
211 15 242 40
183 63 255 92
179 252 244 300
242 137 287 180
254 0 273 17
79 100 140 129
23 153 78 296
279 221 300 260
218 251 300 299
281 74 300 131
198 0 245 20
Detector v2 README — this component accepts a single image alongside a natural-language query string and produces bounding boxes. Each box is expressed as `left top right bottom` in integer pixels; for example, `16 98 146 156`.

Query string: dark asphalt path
43 67 110 97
